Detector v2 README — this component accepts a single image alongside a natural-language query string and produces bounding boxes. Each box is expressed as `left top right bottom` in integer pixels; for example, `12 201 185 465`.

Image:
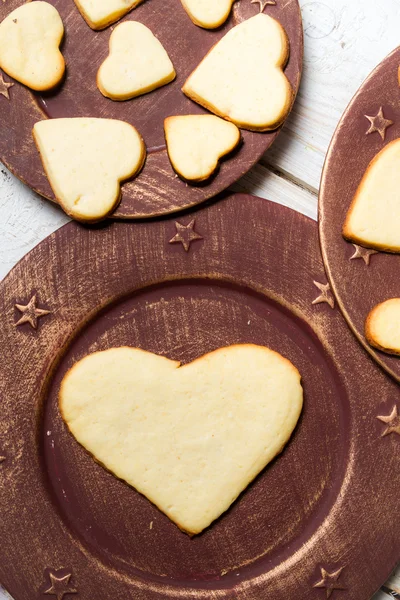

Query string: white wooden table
1 0 399 598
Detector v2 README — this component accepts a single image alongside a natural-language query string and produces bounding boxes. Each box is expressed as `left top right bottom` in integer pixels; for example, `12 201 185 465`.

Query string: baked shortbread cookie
74 0 144 30
0 2 65 91
182 14 292 131
343 139 400 252
33 118 145 222
164 115 240 181
59 344 303 535
180 0 235 29
97 22 176 101
366 299 400 355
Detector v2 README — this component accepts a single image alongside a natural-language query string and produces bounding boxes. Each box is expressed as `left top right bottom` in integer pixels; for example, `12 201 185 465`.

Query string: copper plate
319 47 400 382
0 193 399 600
0 0 302 219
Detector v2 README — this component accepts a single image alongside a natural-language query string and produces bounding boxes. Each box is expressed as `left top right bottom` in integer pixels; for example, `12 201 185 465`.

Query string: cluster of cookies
0 0 292 222
343 139 400 356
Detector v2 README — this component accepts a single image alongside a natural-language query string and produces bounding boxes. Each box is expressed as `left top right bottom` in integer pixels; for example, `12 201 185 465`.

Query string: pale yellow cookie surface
0 1 65 91
343 139 400 252
33 118 145 222
165 115 240 181
74 0 144 29
97 22 176 101
182 13 292 132
180 0 235 29
366 299 400 355
59 344 303 535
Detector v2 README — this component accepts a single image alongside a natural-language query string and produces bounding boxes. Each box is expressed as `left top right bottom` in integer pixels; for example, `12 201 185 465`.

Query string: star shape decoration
365 107 393 141
251 0 276 11
0 72 13 99
44 571 77 600
312 281 335 309
377 405 400 437
314 567 347 599
350 244 378 266
169 219 203 252
15 295 50 329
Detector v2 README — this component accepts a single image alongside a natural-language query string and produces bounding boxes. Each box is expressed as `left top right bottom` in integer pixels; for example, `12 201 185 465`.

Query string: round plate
0 193 399 600
0 0 302 219
319 46 400 382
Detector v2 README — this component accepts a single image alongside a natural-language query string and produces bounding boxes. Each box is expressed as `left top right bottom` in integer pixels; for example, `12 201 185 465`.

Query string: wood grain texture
0 194 399 600
1 0 400 596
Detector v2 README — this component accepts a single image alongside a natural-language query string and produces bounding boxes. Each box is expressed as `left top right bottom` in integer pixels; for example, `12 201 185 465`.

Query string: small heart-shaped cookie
366 299 400 355
0 1 65 91
180 0 235 29
182 14 292 131
74 0 144 30
60 344 303 535
165 115 240 181
33 118 145 222
343 139 400 252
97 22 176 101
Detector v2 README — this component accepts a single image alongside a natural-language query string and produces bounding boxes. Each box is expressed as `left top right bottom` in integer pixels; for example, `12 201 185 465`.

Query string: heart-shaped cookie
0 1 65 91
182 14 292 132
60 344 303 535
343 139 400 252
97 22 176 101
74 0 144 30
366 298 400 355
180 0 235 29
33 118 146 222
164 115 240 181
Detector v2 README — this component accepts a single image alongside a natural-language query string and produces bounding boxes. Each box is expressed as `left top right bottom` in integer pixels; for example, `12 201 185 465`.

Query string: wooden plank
231 162 317 219
265 0 400 190
0 165 69 280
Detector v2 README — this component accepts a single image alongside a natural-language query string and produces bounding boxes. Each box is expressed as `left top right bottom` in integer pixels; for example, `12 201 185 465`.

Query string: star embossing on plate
377 405 400 437
365 107 393 140
350 244 378 266
312 281 335 309
0 72 13 99
314 567 347 598
251 0 276 11
15 295 50 329
44 570 77 600
169 219 203 252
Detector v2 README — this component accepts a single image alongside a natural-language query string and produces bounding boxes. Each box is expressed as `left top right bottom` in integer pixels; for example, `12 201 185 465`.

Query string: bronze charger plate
319 47 400 382
0 193 399 600
0 0 302 219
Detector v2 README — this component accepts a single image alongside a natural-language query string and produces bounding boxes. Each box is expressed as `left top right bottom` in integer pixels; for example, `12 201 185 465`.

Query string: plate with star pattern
319 46 400 382
0 193 399 600
0 0 302 219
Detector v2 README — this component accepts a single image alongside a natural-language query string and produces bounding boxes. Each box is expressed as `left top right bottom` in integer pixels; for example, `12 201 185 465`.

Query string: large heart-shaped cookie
97 22 176 101
60 344 303 535
343 139 400 252
33 118 145 222
0 1 65 91
180 0 235 29
182 14 292 132
74 0 144 30
164 115 240 181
